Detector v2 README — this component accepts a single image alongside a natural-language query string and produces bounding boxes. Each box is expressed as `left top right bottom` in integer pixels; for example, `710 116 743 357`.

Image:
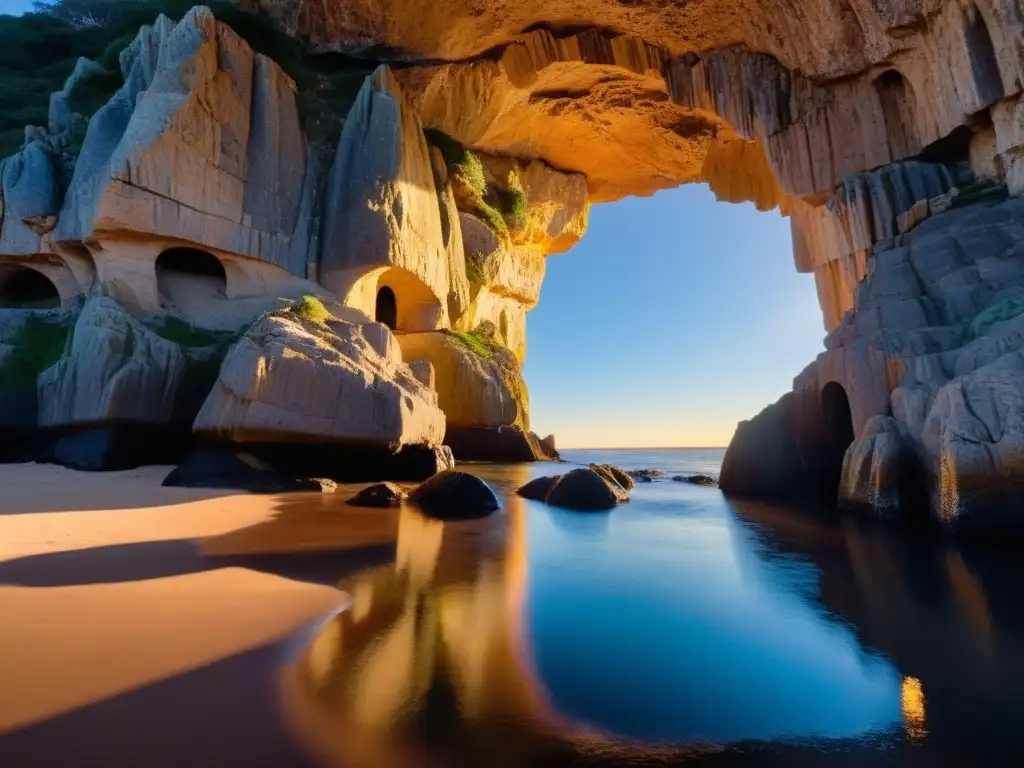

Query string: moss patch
0 314 71 387
292 295 333 326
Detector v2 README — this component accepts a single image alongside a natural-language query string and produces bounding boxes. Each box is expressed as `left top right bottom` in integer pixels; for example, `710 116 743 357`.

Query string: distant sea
558 447 726 478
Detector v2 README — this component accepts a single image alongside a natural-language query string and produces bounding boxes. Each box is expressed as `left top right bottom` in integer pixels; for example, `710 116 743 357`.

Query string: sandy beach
0 463 399 767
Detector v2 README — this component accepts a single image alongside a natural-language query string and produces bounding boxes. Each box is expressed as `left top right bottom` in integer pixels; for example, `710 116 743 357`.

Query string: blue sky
0 0 825 447
1 0 34 14
524 186 824 447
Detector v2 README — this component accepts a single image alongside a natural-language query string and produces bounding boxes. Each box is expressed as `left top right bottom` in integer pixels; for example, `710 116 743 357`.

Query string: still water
285 449 1024 766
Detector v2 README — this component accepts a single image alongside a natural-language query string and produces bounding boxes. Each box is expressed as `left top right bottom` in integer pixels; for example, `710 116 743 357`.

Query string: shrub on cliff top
293 295 333 326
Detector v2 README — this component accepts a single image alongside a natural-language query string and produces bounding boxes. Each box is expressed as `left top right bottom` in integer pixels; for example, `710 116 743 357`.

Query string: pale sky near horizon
1 0 827 448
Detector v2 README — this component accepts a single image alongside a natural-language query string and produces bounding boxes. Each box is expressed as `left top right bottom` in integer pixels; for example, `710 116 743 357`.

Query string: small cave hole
0 268 60 309
156 248 227 305
376 286 397 331
821 382 855 499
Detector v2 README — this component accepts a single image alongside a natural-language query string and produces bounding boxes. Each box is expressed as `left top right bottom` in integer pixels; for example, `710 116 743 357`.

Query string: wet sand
0 464 394 767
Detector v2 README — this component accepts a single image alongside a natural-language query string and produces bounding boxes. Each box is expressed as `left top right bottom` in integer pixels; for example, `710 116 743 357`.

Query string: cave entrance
376 286 397 330
874 70 920 159
0 267 60 309
821 382 855 498
156 247 227 307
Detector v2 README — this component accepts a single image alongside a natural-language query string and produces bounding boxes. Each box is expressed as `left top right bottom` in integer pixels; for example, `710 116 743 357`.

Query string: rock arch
345 267 444 333
0 266 60 309
156 247 227 308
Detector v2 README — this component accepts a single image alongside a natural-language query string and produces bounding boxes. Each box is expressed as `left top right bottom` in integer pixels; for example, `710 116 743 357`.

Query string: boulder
37 297 202 429
348 482 408 507
194 306 446 448
589 463 635 491
163 446 335 493
516 474 561 501
545 468 629 511
629 468 663 481
838 416 919 521
408 469 501 518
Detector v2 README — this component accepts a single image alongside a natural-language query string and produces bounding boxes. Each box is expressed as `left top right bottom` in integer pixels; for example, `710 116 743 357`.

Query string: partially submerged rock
589 464 635 492
348 482 408 508
544 468 629 512
516 474 560 501
409 469 500 518
629 468 664 482
163 446 335 493
674 474 718 486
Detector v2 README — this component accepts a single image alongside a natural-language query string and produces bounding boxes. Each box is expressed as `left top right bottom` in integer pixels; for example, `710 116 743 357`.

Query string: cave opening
376 286 398 330
820 382 855 499
0 268 60 309
963 6 1003 107
874 70 920 160
156 247 227 306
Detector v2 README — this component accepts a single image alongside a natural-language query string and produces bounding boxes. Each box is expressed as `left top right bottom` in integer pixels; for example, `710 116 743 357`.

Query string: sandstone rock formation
194 305 445 447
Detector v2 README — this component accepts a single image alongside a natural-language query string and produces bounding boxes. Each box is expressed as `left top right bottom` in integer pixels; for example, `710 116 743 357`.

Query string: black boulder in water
547 467 629 511
409 470 501 518
674 474 717 486
348 481 408 507
517 474 561 501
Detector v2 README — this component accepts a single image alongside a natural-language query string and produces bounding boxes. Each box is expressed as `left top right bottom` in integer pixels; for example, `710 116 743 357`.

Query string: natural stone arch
0 266 60 309
820 381 855 498
873 70 921 161
155 247 227 307
345 266 444 333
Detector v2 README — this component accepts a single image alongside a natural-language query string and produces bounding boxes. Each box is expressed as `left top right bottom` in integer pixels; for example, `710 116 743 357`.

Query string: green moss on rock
0 314 72 387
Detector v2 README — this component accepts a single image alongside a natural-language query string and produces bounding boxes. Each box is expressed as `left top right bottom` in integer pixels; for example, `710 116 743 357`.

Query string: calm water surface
287 449 1024 766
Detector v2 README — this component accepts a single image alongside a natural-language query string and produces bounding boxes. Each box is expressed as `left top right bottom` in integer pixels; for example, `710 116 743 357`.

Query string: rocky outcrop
348 481 408 507
542 467 630 511
321 66 470 329
57 8 316 274
37 296 210 428
195 306 445 447
727 197 1024 532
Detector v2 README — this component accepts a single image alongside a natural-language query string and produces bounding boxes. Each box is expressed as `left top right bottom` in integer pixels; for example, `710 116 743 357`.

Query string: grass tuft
293 295 332 326
0 314 71 387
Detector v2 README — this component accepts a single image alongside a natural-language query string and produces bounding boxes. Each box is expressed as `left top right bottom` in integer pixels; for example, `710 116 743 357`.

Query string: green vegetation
465 252 486 284
0 314 71 387
952 178 1008 209
144 315 236 348
424 129 530 235
1 0 372 161
292 295 333 326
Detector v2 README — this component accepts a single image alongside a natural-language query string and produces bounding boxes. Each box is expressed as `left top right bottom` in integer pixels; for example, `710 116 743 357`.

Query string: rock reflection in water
284 469 1024 766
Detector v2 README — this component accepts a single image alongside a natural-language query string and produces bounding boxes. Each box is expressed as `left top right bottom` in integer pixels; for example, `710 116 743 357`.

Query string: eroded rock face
195 308 446 447
37 297 203 428
57 8 315 274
